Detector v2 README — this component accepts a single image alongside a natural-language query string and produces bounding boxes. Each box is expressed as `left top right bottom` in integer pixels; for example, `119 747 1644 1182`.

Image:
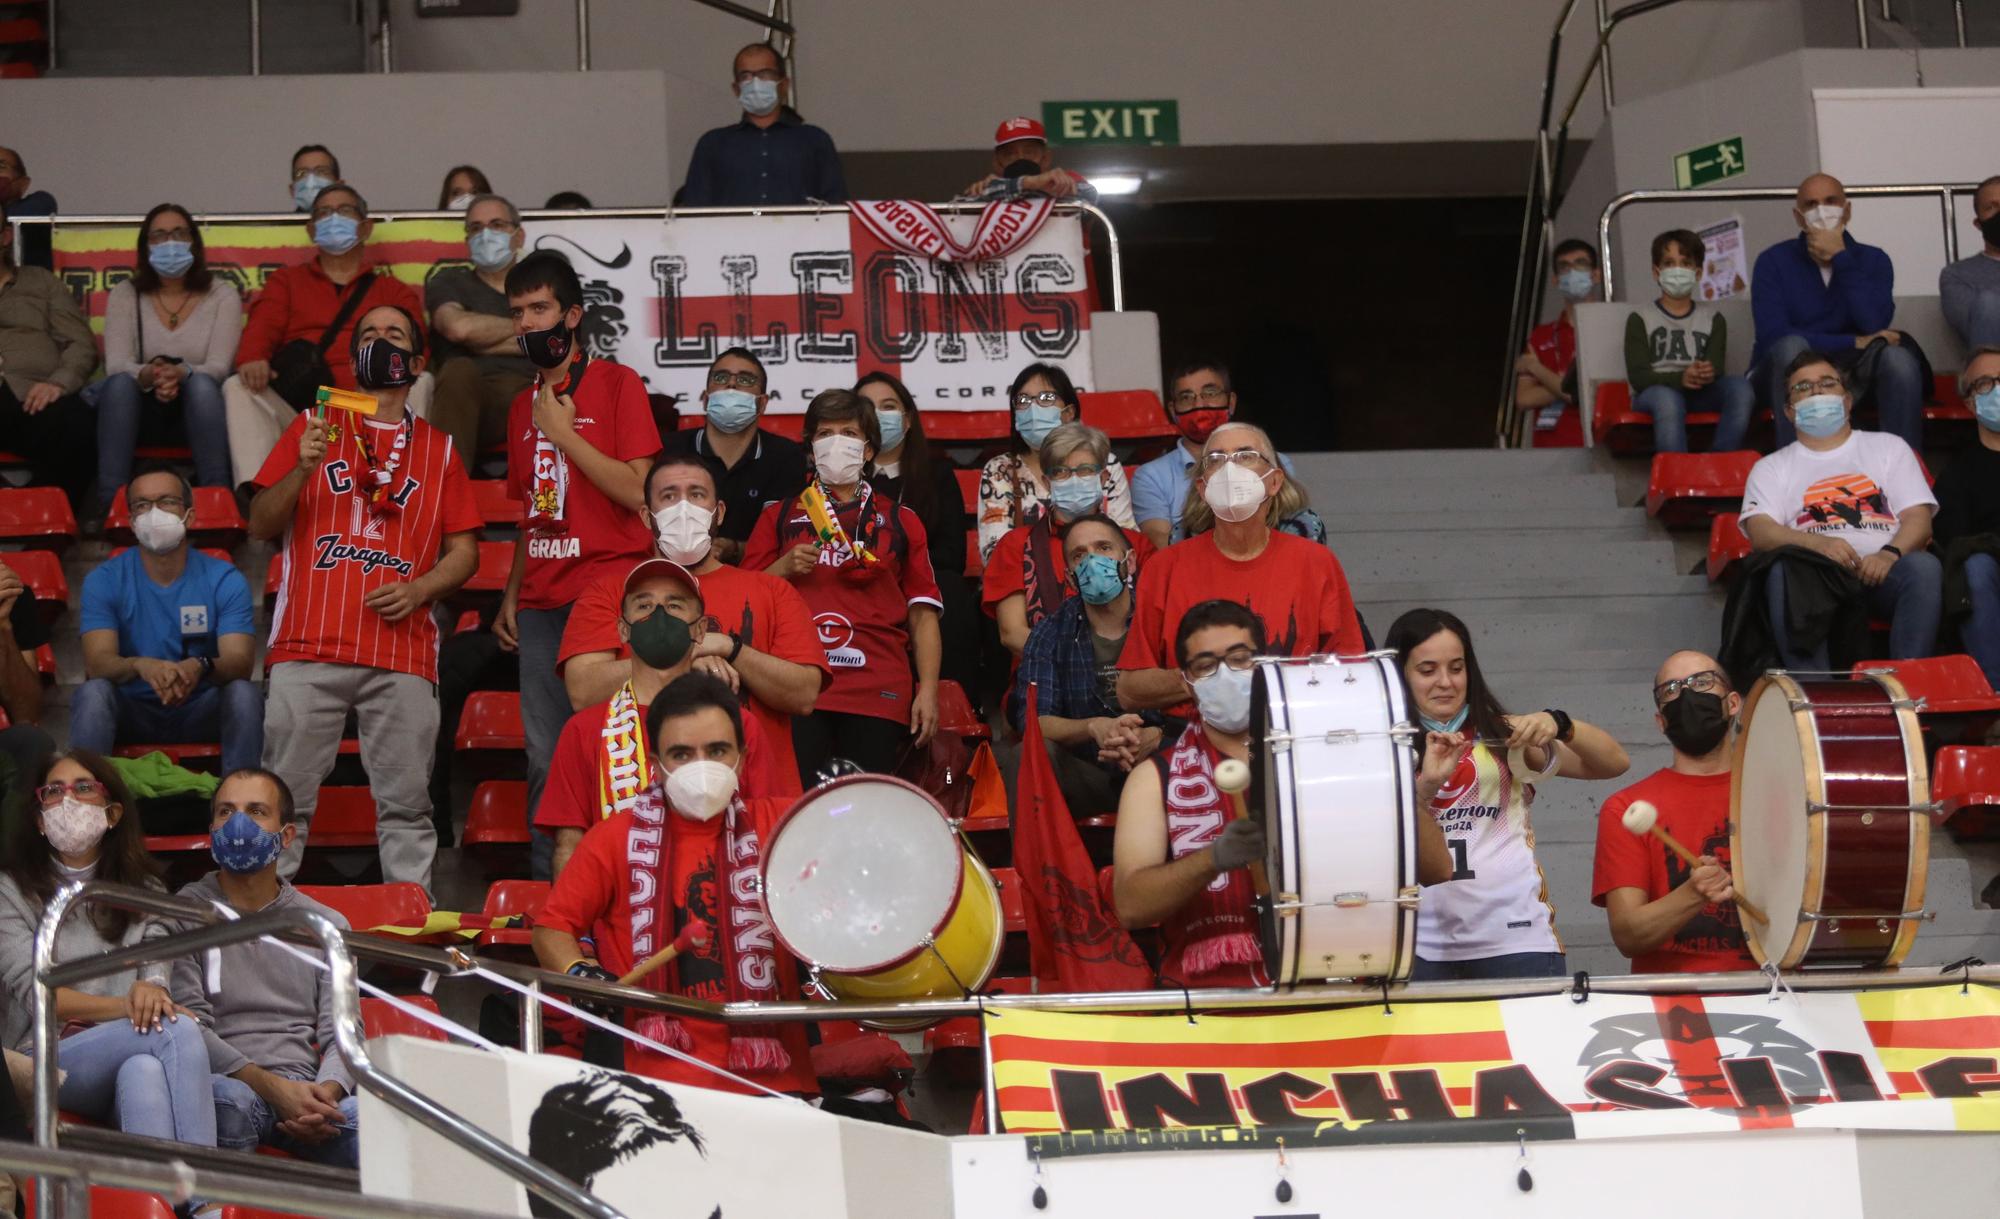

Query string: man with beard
1591 650 1755 973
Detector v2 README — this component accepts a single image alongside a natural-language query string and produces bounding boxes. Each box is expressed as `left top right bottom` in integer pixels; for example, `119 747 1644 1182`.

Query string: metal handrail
6 201 1127 311
1594 181 1978 302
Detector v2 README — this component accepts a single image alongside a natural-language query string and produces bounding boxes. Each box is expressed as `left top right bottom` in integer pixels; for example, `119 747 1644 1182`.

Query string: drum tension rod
1805 801 1942 815
1799 908 1933 926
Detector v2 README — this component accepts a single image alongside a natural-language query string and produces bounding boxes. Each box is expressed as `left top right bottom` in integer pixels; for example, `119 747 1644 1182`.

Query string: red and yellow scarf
1160 724 1262 981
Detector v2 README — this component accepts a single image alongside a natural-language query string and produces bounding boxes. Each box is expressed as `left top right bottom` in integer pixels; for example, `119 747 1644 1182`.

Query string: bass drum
1251 653 1419 984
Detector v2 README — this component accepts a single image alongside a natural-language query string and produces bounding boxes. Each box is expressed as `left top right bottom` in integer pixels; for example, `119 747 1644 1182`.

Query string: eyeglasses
146 227 194 245
310 204 364 222
1013 391 1065 410
1965 375 2000 399
1183 647 1259 681
1049 463 1103 482
464 218 519 235
128 495 187 515
37 779 106 806
708 370 763 391
734 69 783 83
1787 375 1844 401
1652 669 1727 706
1170 387 1230 409
1199 448 1272 472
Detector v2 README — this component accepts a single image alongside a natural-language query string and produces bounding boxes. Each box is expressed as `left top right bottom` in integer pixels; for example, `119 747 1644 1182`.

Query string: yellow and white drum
761 774 1003 1026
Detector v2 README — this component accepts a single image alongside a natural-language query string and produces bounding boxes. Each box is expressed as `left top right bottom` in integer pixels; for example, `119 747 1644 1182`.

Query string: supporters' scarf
351 415 414 511
526 376 570 533
798 479 881 569
849 196 1055 263
627 796 789 1072
595 683 653 821
1020 510 1061 629
1161 724 1260 977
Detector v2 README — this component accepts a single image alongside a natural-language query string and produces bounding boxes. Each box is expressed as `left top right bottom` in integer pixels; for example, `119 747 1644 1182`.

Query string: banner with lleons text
47 208 1094 413
987 983 2000 1140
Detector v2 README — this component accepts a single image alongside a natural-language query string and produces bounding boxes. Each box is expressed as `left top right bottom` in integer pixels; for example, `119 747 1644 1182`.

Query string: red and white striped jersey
254 412 482 683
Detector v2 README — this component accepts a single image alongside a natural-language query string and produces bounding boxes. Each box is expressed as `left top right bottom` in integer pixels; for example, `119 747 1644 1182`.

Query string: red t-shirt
556 563 828 794
233 260 426 392
536 803 817 1095
1116 531 1365 672
534 697 781 831
1592 768 1753 974
980 522 1154 616
506 357 660 610
741 488 943 724
254 412 481 683
1528 314 1577 378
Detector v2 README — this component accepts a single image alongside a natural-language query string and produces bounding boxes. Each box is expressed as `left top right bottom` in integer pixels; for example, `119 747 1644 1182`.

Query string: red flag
1014 684 1154 992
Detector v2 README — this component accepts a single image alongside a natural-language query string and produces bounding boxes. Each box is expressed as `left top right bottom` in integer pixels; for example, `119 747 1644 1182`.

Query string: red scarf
848 196 1055 263
351 415 414 512
525 367 581 534
1020 511 1061 628
627 796 790 1071
1160 724 1262 980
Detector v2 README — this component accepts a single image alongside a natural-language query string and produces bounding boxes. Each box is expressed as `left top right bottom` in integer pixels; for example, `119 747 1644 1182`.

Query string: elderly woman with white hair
1114 421 1366 711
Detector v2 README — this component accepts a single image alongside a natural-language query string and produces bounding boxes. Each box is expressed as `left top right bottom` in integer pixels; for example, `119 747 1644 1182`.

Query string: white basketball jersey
1415 748 1562 961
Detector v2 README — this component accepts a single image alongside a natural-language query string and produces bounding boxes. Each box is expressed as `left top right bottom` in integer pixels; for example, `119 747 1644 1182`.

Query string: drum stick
1620 802 1767 925
617 923 711 987
1212 759 1271 899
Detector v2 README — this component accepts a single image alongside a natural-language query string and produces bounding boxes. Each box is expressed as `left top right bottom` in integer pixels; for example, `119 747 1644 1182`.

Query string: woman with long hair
1386 608 1629 981
438 165 492 210
976 362 1135 562
95 202 242 510
0 751 216 1152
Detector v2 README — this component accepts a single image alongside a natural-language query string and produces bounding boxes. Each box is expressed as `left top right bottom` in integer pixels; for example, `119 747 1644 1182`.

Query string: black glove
566 960 621 1019
1210 820 1266 872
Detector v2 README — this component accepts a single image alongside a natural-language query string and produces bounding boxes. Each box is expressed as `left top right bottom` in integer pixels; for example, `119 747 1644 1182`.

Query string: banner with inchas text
987 983 2000 1140
48 207 1094 412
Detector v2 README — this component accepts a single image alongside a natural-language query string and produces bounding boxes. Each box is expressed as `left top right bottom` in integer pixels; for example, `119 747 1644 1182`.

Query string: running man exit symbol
1674 137 1747 189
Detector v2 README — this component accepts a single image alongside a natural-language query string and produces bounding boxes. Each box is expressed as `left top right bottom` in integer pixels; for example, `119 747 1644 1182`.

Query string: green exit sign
1673 136 1747 189
1041 100 1180 147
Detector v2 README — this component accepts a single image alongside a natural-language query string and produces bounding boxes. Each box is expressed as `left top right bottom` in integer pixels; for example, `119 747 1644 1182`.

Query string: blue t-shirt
79 549 254 703
1129 444 1302 542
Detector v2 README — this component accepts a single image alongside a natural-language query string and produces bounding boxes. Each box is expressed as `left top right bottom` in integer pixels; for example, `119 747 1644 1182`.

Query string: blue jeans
1632 376 1755 452
1963 553 2000 688
1766 549 1942 669
1961 288 2000 349
1756 334 1924 451
1410 952 1568 982
94 371 231 512
56 1017 217 1146
68 677 265 774
516 604 572 881
211 1073 360 1168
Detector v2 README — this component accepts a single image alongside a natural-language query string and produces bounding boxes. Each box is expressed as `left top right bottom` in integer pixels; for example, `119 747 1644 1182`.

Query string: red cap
993 116 1046 148
621 557 703 607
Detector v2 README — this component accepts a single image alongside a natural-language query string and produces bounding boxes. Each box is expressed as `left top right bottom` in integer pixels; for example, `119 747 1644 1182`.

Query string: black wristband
725 632 744 663
1879 544 1902 559
1545 708 1574 743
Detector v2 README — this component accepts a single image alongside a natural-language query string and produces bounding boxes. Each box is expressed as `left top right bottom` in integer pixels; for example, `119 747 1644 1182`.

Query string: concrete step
1327 506 1652 534
1313 476 1624 521
1288 448 1603 481
1337 532 1686 591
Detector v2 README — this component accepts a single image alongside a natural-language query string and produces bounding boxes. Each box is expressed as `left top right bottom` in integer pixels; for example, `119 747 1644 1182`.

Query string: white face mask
132 506 188 555
1201 461 1270 524
652 500 715 566
1189 666 1254 734
664 759 738 822
1802 203 1845 232
448 192 477 211
43 797 110 856
812 434 868 488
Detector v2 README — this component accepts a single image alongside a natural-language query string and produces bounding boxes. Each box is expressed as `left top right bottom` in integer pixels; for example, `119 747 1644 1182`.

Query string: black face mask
518 315 574 370
1981 212 2000 249
1660 689 1731 757
353 339 419 389
1000 158 1042 179
627 606 693 670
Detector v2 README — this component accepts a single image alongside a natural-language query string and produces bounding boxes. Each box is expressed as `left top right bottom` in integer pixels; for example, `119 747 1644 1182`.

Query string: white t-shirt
1416 749 1561 961
1738 430 1936 559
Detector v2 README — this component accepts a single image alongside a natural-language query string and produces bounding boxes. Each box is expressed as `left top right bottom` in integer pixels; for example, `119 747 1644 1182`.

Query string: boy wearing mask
1515 238 1599 414
1623 229 1756 454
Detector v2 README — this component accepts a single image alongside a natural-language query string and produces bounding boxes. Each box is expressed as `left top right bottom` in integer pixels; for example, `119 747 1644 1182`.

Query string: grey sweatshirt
143 875 354 1092
0 866 171 1053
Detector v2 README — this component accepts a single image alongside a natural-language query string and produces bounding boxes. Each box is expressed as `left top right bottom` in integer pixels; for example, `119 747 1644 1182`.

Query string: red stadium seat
104 486 246 551
461 541 517 593
0 487 79 550
954 466 981 514
34 644 55 682
361 994 450 1042
0 63 40 80
1926 375 1974 423
297 881 431 931
24 1186 174 1219
936 678 989 742
115 742 222 770
471 479 522 527
922 410 1012 443
1849 655 2000 714
1591 381 1724 457
307 786 379 848
464 780 531 846
1705 513 1751 584
924 974 1033 1054
1645 451 1758 529
1934 746 2000 839
964 534 984 578
477 878 550 948
988 866 1027 934
3 548 68 622
456 691 526 751
1080 390 1173 442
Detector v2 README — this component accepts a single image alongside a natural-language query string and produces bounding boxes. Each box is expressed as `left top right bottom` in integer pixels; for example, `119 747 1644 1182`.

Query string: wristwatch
725 632 745 663
1544 708 1575 743
196 655 215 685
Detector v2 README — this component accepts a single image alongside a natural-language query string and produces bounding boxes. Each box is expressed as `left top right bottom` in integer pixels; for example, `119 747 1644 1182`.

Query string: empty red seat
922 410 1012 443
1934 746 2000 838
464 780 530 846
478 878 550 948
456 691 525 751
1645 450 1759 529
105 486 246 551
988 866 1027 934
1591 381 1725 457
954 466 981 514
1080 390 1173 442
307 786 379 848
472 479 521 526
936 678 989 742
361 993 450 1042
1926 375 1973 423
3 548 68 621
1849 655 2000 714
34 644 55 682
24 1186 173 1219
297 881 431 931
1706 513 1751 584
461 541 516 593
0 487 79 550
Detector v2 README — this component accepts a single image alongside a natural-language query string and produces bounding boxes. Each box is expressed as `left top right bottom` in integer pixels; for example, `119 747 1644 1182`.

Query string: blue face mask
210 810 285 875
292 172 332 213
468 227 514 271
1419 706 1470 734
1792 393 1848 439
705 388 759 434
739 78 781 116
1072 552 1126 605
1049 475 1103 520
147 240 194 279
1556 268 1595 301
312 213 361 256
1014 404 1064 449
874 407 907 453
1975 386 2000 432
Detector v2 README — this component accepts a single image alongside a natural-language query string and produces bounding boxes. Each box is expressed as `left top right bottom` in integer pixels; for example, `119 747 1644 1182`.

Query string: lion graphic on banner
1578 1005 1823 1104
578 278 629 363
526 1069 718 1218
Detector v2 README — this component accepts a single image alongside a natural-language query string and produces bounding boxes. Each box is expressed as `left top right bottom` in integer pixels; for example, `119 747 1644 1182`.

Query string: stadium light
1092 174 1143 196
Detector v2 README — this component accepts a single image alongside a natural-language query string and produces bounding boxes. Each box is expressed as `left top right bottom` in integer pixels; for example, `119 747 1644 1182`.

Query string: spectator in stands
855 372 975 692
1932 345 2000 686
532 674 816 1095
437 164 491 211
1010 514 1168 816
558 454 825 796
961 117 1097 204
225 183 427 489
1391 607 1627 980
985 422 1152 655
97 204 241 511
544 191 592 210
1749 173 1922 451
1131 360 1317 548
1737 350 1940 673
679 43 846 207
0 196 98 515
0 557 52 830
1116 422 1363 712
0 752 217 1156
73 466 262 772
745 389 942 780
1624 229 1754 453
1592 652 1753 974
1941 175 2000 349
1515 239 1597 415
495 252 657 880
425 194 536 471
247 304 482 890
150 768 362 1169
658 347 807 565
978 363 1135 562
287 144 340 213
0 145 55 269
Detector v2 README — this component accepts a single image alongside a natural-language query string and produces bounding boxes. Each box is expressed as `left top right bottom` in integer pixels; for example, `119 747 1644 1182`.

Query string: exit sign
1673 136 1746 189
1041 100 1180 147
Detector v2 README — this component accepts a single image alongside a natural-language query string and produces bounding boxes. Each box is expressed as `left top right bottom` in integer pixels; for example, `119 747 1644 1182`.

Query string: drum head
762 776 963 973
1732 675 1814 968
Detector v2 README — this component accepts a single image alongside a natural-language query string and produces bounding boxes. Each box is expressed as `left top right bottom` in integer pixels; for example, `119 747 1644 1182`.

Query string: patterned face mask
210 810 285 874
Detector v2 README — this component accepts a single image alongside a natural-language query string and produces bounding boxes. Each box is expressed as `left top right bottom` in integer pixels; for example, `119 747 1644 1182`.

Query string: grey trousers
263 660 439 891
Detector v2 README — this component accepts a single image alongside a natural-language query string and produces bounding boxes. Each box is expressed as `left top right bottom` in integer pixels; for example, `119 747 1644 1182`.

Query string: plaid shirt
1008 595 1167 746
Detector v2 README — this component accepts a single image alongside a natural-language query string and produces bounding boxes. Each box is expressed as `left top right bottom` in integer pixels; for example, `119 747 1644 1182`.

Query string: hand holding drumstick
1213 759 1271 898
1621 801 1766 925
618 923 712 987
